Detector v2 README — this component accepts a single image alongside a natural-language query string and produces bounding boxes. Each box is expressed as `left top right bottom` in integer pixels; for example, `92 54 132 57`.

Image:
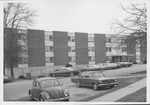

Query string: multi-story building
4 28 146 68
105 34 146 63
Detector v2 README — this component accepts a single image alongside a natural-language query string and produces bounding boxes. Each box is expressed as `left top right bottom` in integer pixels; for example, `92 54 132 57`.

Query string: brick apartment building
4 28 147 68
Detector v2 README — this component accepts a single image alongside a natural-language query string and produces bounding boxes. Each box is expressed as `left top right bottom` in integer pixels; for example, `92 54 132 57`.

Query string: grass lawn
80 76 146 102
116 87 146 102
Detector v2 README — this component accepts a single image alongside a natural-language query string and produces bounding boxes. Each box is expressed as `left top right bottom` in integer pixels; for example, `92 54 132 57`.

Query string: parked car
49 68 79 77
71 71 118 90
118 62 133 67
106 63 118 69
28 77 70 101
98 63 110 70
4 75 13 83
86 65 101 71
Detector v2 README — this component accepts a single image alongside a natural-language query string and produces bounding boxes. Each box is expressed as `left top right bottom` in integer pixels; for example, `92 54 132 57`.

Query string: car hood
41 86 65 99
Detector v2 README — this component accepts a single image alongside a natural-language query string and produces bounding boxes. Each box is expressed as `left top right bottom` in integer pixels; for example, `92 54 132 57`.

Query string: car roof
35 77 56 81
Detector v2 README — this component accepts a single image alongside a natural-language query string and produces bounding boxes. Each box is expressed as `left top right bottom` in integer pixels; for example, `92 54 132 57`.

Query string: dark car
118 62 133 67
4 75 13 83
71 71 118 90
49 68 80 77
28 77 69 101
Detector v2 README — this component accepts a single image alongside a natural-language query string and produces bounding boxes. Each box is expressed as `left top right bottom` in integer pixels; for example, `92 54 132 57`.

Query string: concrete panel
126 36 136 63
75 32 88 65
53 31 68 66
27 29 45 67
94 34 106 63
140 39 147 62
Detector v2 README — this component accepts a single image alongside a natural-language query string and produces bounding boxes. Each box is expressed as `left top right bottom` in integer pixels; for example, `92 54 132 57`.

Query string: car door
33 80 41 100
79 72 90 86
83 73 91 86
78 72 86 86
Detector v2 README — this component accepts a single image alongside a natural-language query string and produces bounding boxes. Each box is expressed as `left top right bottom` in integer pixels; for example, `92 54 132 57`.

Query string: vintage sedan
49 67 81 77
4 75 13 83
98 63 110 70
71 71 118 90
118 62 133 67
28 77 70 101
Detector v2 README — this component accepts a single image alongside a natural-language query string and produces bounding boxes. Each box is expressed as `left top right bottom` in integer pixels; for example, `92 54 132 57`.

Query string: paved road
3 64 146 101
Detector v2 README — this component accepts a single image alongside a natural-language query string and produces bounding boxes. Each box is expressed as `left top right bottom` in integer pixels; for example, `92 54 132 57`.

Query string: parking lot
3 64 146 102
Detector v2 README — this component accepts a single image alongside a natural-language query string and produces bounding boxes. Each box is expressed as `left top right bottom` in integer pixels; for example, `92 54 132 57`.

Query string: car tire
64 99 69 101
39 96 45 101
29 92 34 101
109 85 115 88
76 81 81 87
93 83 98 90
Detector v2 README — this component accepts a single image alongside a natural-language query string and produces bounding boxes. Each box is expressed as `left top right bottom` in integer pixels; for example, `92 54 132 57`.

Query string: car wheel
76 81 81 87
39 96 45 101
93 83 98 90
29 92 33 101
64 99 69 101
109 85 114 88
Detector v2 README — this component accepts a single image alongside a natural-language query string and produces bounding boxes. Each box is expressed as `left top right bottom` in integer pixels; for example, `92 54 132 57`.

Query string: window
50 46 53 52
68 47 71 52
106 47 111 52
136 44 140 52
71 46 75 52
88 37 94 42
45 46 50 52
68 57 72 62
49 35 53 41
50 57 54 63
122 47 127 52
45 35 53 41
72 36 75 42
68 36 75 42
45 35 49 41
45 46 53 52
68 36 71 42
106 38 111 43
88 47 95 52
18 57 28 64
68 56 76 62
72 56 75 62
89 56 95 61
136 55 140 60
68 46 75 52
46 57 50 63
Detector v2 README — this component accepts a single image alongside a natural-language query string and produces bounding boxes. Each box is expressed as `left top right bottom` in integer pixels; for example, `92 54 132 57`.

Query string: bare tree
4 3 36 77
111 3 147 46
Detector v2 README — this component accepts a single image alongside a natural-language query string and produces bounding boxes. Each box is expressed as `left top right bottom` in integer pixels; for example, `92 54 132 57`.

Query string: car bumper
98 82 118 87
45 96 70 101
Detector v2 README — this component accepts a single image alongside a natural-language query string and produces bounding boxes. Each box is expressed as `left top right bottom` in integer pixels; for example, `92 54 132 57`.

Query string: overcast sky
28 0 133 34
1 0 148 34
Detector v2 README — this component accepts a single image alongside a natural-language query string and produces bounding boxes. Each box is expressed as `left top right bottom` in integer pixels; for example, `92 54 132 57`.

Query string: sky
1 0 148 34
27 0 131 34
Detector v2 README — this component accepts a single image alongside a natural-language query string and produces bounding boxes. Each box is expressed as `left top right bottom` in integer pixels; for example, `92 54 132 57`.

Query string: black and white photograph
1 0 149 104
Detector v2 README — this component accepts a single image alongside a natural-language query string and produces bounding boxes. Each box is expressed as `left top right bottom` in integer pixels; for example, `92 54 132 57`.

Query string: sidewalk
90 78 146 102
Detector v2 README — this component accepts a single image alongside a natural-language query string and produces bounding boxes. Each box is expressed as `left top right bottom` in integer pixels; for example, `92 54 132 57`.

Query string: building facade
4 28 146 68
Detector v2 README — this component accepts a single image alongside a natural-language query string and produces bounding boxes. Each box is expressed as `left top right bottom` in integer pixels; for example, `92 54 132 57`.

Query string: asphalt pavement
3 64 147 101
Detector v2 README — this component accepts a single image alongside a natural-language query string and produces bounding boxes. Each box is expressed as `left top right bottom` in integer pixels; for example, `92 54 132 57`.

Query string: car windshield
40 79 60 88
90 72 104 77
